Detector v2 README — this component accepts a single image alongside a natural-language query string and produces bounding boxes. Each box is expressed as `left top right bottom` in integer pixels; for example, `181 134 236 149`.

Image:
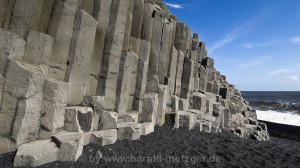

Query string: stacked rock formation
0 0 269 167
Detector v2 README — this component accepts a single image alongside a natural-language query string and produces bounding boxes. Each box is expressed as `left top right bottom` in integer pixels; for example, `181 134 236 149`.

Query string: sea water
241 91 300 126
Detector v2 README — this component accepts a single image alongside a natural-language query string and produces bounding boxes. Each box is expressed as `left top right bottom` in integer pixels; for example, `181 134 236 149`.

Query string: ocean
241 91 300 126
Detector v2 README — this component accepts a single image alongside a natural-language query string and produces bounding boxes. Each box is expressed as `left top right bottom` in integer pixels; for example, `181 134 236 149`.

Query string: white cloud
238 55 273 68
268 68 289 75
268 63 300 76
208 10 270 52
289 37 300 44
165 3 184 9
242 40 277 49
286 75 300 81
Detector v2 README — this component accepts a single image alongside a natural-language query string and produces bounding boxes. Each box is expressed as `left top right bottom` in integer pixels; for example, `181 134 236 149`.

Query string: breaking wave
250 101 300 114
256 110 300 126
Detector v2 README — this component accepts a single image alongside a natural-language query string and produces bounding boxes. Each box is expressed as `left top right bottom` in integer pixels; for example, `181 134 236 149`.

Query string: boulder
118 111 139 123
202 121 212 133
51 131 83 147
139 93 158 125
187 109 204 120
13 140 59 167
90 129 117 146
83 133 92 145
174 111 196 130
194 120 203 132
99 110 118 130
39 79 68 139
64 107 93 132
196 120 212 133
117 122 141 140
165 112 176 125
213 103 221 116
82 96 105 131
191 92 206 112
51 131 84 162
211 124 220 134
1 60 45 146
140 122 155 135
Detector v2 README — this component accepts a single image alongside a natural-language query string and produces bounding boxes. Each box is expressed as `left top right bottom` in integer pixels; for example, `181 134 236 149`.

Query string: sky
164 0 300 91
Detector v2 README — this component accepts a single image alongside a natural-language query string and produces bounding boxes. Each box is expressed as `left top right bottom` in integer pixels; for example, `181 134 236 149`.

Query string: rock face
0 0 269 166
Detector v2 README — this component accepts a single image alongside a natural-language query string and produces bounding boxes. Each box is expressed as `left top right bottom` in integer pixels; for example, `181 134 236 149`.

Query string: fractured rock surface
13 139 59 167
0 0 269 166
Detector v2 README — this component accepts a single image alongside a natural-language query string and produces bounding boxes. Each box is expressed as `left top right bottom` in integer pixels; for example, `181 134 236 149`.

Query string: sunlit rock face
0 0 269 166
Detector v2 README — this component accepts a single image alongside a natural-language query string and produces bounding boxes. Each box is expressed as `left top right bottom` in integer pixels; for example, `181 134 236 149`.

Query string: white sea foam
256 110 300 126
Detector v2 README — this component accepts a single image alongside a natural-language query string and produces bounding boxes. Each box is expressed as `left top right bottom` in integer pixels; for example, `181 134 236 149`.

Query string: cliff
0 0 269 166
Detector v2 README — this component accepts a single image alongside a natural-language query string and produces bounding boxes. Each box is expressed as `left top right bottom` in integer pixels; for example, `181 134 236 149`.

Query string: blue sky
164 0 300 91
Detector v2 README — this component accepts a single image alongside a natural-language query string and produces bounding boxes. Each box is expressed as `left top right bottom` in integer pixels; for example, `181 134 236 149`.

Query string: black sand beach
1 124 300 168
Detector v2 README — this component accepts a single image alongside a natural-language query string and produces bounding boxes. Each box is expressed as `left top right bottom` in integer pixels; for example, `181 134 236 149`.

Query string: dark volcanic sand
1 125 300 168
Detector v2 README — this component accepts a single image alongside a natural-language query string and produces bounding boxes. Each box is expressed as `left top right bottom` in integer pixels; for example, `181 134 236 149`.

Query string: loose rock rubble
0 0 269 167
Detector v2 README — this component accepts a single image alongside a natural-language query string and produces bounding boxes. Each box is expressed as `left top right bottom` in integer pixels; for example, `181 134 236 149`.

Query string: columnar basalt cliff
0 0 269 167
